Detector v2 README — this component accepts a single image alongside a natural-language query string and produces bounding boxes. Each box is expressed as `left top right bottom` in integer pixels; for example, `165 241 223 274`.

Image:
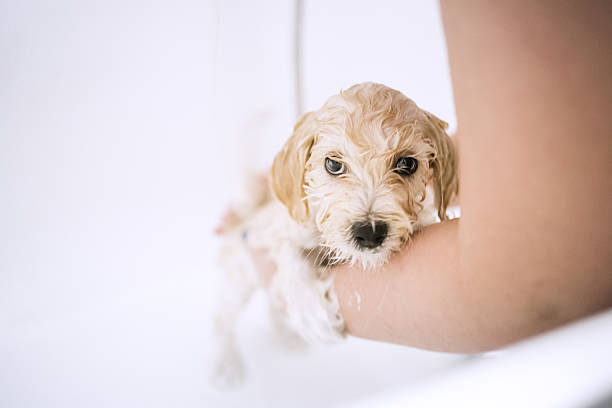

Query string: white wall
1 0 219 319
0 1 463 407
302 0 455 126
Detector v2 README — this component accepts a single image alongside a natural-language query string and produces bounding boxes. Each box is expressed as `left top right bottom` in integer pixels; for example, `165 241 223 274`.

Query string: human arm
333 0 612 352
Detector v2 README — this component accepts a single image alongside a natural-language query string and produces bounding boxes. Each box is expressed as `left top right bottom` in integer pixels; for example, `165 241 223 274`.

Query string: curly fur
212 82 458 387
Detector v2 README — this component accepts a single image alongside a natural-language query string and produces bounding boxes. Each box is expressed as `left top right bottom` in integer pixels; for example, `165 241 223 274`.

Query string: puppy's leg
268 302 308 351
211 244 257 388
272 248 345 344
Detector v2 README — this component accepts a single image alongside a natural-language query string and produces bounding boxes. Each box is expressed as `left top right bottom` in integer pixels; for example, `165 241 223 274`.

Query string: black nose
351 221 388 250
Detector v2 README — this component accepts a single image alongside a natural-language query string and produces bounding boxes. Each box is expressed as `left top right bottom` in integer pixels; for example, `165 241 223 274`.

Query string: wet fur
213 82 458 387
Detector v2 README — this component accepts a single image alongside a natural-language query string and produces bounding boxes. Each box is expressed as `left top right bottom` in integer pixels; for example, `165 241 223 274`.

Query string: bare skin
335 0 612 352
222 0 612 352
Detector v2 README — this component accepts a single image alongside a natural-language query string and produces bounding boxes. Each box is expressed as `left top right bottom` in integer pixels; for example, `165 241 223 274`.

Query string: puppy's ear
270 112 316 223
424 111 458 221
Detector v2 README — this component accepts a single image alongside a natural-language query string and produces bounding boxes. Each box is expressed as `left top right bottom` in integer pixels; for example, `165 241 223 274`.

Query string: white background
13 1 611 407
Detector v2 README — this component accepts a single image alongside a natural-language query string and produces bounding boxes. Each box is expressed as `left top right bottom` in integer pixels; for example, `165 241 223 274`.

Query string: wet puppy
213 82 458 386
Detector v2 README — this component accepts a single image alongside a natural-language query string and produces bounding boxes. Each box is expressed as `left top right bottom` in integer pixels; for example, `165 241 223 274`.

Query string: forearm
333 216 612 353
334 219 473 351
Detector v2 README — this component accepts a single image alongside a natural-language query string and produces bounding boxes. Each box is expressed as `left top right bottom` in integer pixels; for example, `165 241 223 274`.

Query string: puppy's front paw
286 280 345 344
211 350 246 389
269 311 309 352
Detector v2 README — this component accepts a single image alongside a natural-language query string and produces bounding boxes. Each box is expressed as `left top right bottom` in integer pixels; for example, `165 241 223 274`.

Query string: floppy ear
270 112 316 223
424 111 459 221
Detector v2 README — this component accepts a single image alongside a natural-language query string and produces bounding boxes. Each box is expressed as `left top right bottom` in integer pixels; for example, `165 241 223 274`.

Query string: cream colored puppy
212 82 458 387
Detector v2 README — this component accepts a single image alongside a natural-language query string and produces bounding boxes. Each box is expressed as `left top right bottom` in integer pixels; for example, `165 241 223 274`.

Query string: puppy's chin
322 239 397 270
316 220 415 270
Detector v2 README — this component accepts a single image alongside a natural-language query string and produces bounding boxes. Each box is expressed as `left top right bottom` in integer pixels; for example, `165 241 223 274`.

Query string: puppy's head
271 82 458 267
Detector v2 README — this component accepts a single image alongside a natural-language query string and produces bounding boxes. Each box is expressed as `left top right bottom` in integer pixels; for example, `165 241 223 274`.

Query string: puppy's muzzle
351 221 388 250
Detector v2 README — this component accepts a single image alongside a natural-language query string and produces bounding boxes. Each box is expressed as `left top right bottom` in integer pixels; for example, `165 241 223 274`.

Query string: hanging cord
294 0 304 119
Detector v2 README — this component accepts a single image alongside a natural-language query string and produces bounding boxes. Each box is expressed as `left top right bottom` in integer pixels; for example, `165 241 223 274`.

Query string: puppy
212 82 458 387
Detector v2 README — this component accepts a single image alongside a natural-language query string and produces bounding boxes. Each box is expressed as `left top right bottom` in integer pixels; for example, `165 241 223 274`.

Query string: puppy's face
271 83 457 267
303 112 434 267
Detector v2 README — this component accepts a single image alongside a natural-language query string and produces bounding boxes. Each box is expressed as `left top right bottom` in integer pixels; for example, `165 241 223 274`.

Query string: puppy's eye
395 157 418 176
325 157 345 175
